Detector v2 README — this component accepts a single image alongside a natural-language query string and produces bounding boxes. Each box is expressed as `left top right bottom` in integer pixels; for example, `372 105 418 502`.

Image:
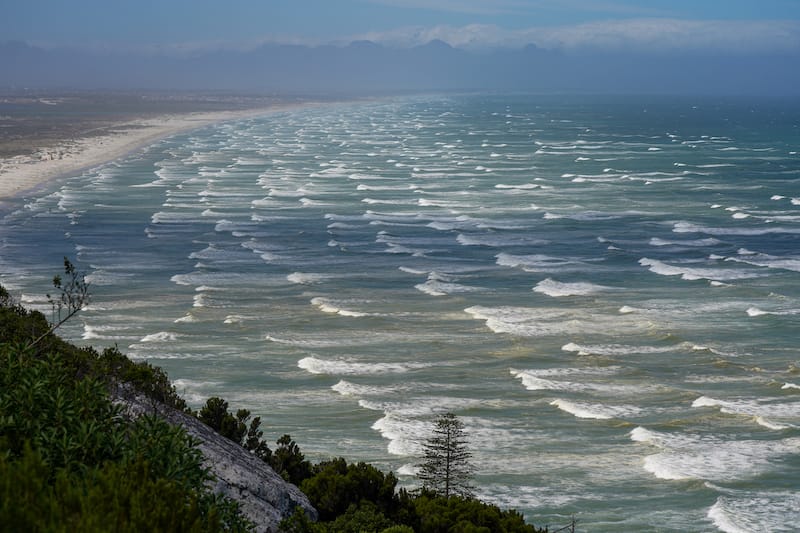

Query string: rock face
116 391 317 532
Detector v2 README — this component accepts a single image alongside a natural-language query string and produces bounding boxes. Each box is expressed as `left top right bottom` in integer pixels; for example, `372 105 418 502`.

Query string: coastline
0 104 306 202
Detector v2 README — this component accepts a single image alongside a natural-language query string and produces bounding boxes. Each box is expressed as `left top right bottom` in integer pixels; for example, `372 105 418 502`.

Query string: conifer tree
416 412 474 498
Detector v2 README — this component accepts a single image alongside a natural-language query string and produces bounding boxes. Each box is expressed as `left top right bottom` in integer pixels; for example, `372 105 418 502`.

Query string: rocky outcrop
116 390 317 532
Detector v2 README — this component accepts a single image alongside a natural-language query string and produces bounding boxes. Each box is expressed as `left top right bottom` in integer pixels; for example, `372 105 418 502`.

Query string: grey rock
115 389 317 532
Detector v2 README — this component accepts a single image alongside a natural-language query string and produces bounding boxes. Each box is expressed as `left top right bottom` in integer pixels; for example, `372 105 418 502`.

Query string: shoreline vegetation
0 270 551 532
0 91 324 202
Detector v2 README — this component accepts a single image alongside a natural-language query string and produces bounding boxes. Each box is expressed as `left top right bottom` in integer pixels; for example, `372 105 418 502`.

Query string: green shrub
271 434 312 485
0 336 251 532
399 491 545 533
301 457 398 521
98 345 188 411
0 346 126 473
0 445 250 532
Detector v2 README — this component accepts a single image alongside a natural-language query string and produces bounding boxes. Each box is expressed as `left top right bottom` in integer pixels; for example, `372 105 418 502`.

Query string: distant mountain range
2 39 798 96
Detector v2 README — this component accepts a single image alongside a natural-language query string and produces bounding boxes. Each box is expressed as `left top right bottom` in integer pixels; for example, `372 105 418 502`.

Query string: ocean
1 94 799 532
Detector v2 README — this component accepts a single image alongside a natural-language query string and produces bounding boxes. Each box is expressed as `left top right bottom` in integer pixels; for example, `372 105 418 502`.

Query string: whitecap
673 221 800 236
550 399 642 420
755 417 791 430
370 415 428 456
509 367 649 394
494 183 541 190
691 396 797 429
638 258 759 282
311 297 368 317
496 253 582 272
415 279 482 297
562 342 675 357
287 272 330 284
708 492 800 533
298 356 427 376
649 237 721 247
630 427 800 481
331 380 387 397
533 278 611 297
397 464 419 476
726 252 800 273
139 331 178 343
466 305 648 338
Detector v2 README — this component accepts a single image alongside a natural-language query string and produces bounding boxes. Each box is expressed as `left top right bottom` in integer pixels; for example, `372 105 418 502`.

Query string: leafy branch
27 257 90 349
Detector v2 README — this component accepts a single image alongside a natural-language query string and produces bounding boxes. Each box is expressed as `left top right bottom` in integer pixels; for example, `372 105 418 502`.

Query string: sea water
1 94 799 532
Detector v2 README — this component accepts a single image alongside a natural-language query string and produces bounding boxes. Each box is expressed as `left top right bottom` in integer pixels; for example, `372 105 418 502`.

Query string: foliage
417 412 474 498
399 491 545 533
281 502 399 533
300 457 399 521
0 319 251 531
123 414 211 490
29 257 90 349
0 287 186 412
242 412 273 462
98 346 188 411
0 300 52 354
0 446 251 532
199 397 248 444
46 256 91 327
197 396 274 463
0 284 23 312
322 501 397 532
286 452 547 532
195 399 315 485
0 345 126 474
271 433 312 485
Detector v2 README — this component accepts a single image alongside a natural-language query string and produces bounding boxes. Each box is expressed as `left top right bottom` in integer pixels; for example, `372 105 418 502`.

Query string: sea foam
298 356 427 375
533 278 610 297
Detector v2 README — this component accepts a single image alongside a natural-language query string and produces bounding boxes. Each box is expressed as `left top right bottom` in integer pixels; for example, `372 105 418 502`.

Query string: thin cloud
362 0 523 16
362 0 670 18
351 19 800 53
539 19 800 53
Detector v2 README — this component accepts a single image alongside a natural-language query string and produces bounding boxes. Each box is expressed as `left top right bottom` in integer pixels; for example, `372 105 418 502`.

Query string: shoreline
0 103 309 202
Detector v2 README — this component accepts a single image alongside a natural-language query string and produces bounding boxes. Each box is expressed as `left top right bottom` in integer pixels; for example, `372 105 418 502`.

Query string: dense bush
0 294 186 412
0 448 246 533
99 346 187 411
0 345 126 473
282 456 547 533
301 458 399 521
399 491 543 533
0 288 251 532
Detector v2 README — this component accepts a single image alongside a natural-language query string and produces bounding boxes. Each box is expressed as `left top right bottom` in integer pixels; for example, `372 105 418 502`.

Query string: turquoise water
2 94 799 532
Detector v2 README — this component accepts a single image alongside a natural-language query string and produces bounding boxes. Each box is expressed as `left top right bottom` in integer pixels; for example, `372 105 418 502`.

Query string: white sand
0 105 297 200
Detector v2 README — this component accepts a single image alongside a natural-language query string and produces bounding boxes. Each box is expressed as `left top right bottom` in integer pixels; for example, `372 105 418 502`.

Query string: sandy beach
0 104 301 201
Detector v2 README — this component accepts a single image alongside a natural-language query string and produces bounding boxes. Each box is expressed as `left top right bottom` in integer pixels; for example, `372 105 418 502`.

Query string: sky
3 0 800 53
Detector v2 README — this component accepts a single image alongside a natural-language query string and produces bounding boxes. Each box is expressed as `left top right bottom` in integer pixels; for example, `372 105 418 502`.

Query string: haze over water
2 94 799 531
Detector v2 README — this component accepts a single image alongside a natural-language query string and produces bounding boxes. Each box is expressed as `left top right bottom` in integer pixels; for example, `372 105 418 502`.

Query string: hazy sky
4 0 800 52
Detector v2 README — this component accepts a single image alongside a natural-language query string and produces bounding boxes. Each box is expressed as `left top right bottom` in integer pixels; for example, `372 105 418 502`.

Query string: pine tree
416 412 474 498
